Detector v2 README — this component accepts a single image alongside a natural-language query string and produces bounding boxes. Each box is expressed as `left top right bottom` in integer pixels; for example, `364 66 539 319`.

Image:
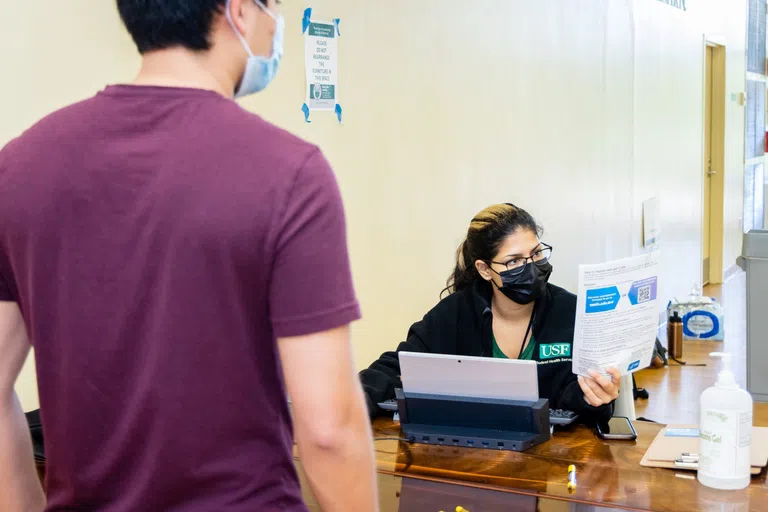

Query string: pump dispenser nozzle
710 352 737 388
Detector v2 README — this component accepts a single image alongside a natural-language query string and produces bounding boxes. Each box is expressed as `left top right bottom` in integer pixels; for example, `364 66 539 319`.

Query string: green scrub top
492 333 535 360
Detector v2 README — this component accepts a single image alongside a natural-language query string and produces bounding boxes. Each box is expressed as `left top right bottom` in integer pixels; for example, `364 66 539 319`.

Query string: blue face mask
225 0 284 98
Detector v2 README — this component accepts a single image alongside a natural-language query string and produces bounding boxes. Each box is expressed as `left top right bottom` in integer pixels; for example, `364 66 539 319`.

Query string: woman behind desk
360 203 619 422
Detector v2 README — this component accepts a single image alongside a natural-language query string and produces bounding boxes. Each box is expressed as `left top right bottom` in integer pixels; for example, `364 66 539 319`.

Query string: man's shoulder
223 103 318 157
6 88 318 161
1 96 98 162
206 101 329 190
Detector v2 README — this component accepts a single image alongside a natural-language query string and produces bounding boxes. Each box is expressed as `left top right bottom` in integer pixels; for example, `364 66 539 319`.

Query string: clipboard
640 424 768 475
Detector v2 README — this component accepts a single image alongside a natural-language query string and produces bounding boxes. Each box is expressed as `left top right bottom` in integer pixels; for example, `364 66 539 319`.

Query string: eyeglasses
488 243 553 276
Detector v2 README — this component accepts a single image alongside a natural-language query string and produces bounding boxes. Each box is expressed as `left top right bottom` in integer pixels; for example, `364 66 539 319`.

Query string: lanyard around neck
518 303 537 359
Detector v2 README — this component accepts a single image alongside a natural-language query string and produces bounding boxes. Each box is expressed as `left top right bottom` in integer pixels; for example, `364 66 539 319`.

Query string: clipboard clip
674 452 699 469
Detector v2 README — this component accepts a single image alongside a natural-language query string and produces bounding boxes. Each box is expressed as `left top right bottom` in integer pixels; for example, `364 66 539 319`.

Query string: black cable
669 357 707 367
373 436 415 443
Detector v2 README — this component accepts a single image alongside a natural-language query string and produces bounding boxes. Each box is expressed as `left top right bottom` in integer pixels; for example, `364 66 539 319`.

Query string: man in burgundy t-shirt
0 1 377 511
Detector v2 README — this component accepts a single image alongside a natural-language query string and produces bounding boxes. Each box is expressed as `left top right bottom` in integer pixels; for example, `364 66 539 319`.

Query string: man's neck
491 288 534 322
132 48 235 98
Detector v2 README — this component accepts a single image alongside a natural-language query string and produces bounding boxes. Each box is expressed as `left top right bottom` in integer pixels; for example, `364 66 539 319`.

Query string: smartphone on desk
596 416 637 440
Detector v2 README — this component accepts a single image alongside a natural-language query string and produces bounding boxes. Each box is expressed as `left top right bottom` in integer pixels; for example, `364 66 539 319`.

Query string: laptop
398 352 539 402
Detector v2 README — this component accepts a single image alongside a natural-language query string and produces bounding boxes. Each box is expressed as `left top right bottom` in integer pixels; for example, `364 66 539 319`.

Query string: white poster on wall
642 197 661 247
304 20 338 112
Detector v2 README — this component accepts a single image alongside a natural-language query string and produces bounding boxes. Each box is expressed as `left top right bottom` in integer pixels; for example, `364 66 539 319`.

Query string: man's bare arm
278 326 378 511
0 302 45 511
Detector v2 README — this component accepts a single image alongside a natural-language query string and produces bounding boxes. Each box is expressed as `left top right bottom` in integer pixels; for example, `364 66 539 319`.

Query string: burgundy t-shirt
0 85 361 511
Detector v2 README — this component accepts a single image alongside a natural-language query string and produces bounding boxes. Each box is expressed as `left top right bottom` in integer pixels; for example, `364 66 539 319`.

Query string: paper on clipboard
640 425 768 474
572 252 660 377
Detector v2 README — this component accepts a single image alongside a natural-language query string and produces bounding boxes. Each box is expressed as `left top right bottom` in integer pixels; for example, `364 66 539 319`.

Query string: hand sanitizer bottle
697 352 753 490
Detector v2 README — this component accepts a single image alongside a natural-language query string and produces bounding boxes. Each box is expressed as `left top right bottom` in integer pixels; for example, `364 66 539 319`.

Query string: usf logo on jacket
539 343 571 360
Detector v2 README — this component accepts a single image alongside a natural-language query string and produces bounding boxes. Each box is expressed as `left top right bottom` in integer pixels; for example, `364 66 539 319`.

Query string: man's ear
227 0 249 36
475 260 493 281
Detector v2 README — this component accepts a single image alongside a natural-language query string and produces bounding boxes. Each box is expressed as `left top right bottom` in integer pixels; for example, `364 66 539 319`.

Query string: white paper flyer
572 252 661 377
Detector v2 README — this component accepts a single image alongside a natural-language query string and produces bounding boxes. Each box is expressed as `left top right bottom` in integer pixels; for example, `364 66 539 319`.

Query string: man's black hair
117 0 229 53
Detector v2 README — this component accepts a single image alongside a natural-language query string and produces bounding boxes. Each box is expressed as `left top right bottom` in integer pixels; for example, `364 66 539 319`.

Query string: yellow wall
0 2 139 144
1 0 748 412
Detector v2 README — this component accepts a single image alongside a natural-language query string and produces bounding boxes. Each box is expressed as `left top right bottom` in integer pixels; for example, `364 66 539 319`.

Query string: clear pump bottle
697 352 753 490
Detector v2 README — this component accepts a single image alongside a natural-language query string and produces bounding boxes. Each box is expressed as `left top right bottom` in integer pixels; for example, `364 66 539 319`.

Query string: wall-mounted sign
302 8 343 123
656 0 686 10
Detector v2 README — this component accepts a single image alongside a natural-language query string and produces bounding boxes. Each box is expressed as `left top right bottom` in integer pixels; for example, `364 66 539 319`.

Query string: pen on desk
567 464 577 493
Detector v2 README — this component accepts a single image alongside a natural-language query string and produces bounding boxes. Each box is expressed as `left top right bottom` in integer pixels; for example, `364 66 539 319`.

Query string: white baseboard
724 264 742 282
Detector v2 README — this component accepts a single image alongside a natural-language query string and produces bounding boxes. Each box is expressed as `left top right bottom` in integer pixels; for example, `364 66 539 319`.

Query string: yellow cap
568 464 575 472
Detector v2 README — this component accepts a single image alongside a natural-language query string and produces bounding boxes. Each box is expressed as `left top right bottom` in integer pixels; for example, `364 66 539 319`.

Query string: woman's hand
577 367 621 407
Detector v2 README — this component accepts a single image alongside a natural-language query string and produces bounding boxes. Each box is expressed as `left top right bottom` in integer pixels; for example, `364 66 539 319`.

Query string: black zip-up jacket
359 280 613 423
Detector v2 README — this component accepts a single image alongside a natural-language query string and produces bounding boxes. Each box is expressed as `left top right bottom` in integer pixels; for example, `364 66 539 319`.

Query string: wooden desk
34 417 768 510
296 459 625 511
326 418 767 512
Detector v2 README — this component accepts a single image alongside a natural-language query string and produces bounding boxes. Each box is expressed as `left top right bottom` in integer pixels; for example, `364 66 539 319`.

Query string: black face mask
495 262 553 305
